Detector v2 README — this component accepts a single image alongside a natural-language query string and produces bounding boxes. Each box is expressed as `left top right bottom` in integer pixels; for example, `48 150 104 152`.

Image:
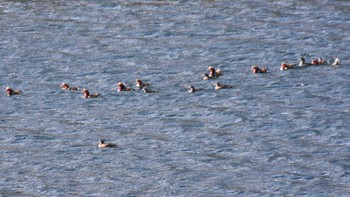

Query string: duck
117 82 132 91
332 58 340 66
280 62 295 70
82 89 100 98
98 139 117 148
188 85 204 93
214 83 232 90
135 79 150 89
5 87 22 96
143 87 157 93
298 57 312 66
61 83 79 91
251 65 268 73
311 58 328 65
208 66 221 77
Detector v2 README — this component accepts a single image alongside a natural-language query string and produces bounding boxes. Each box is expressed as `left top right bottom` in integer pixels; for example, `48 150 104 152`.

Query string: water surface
1 0 350 196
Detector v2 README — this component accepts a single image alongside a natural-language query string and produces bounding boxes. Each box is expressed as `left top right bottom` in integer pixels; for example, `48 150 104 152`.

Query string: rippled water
1 0 350 196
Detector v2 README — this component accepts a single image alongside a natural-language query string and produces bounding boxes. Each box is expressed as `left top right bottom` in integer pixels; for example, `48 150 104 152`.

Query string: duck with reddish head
312 58 329 65
203 66 221 80
61 83 79 91
208 66 221 77
251 65 268 73
82 89 100 98
135 79 150 89
5 87 22 96
117 82 132 91
280 62 295 70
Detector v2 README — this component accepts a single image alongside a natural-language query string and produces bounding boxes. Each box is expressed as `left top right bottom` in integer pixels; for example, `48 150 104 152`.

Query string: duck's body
202 73 216 80
136 79 150 89
82 89 100 98
215 83 232 90
188 85 204 93
332 58 340 66
61 83 79 91
251 65 268 73
98 140 117 148
117 82 132 91
280 63 295 70
5 87 22 96
143 87 157 93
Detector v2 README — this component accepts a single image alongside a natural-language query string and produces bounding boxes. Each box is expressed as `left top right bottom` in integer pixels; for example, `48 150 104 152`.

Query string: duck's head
208 66 215 73
5 87 14 95
98 139 105 144
188 85 195 93
117 82 125 87
61 83 69 89
299 57 306 63
82 89 90 97
117 82 125 91
136 79 143 87
251 65 259 73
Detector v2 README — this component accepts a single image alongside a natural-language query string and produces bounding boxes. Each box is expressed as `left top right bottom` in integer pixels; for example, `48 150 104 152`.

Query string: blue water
1 0 350 196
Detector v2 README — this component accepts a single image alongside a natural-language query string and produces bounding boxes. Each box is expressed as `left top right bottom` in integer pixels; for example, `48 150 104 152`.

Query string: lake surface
1 0 350 196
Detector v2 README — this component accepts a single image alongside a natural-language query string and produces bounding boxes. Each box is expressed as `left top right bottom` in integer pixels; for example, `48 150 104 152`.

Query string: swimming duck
214 83 232 90
280 63 295 70
188 85 204 93
298 58 312 66
208 66 221 77
5 87 22 96
98 139 117 148
251 65 268 73
311 58 328 65
82 89 100 98
61 83 79 91
117 82 132 91
135 79 150 89
332 58 340 66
